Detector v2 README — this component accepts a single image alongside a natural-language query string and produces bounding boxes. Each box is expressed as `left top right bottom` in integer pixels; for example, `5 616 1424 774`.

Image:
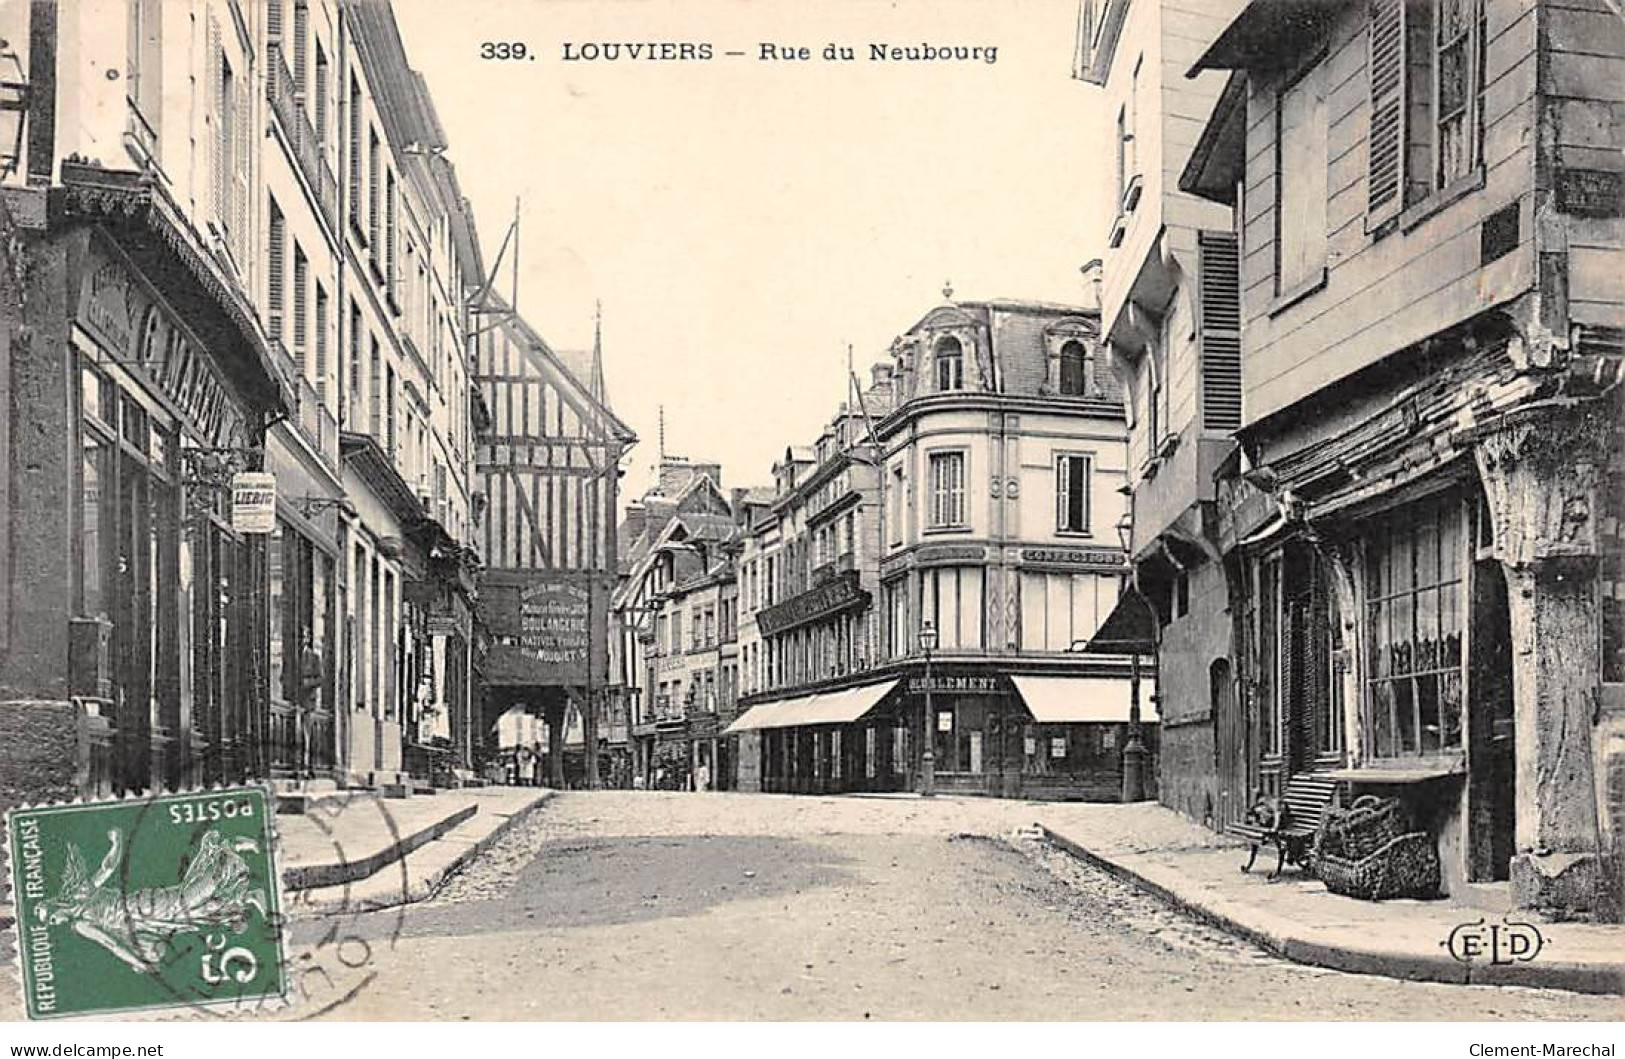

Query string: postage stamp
6 785 288 1020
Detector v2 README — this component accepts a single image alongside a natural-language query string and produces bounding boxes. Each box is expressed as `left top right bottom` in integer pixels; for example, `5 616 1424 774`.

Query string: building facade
726 297 1151 801
0 0 486 803
610 459 745 790
1183 0 1624 919
1077 0 1248 826
731 391 895 794
471 300 634 790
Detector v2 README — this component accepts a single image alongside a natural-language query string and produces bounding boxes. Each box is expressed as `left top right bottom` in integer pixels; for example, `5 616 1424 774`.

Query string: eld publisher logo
1444 916 1546 965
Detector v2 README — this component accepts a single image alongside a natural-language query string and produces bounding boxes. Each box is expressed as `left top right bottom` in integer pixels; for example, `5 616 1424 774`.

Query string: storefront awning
723 696 816 734
802 679 899 725
1011 675 1159 724
724 678 899 733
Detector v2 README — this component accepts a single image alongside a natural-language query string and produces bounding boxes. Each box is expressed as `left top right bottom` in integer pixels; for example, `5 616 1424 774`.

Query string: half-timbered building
472 298 634 788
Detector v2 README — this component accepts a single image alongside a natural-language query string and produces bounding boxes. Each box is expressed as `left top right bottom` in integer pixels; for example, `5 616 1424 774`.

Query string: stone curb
1036 824 1625 997
283 800 480 891
290 790 554 917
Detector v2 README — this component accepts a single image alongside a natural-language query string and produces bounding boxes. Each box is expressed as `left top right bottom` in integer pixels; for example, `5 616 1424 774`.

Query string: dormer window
1059 340 1092 396
935 336 964 392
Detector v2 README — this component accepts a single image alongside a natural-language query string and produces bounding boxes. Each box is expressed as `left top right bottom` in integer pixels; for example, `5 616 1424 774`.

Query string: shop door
113 453 150 793
987 708 1022 798
1468 558 1516 881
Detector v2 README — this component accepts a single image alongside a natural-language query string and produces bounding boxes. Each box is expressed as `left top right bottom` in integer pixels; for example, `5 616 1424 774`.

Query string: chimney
1080 258 1104 311
620 501 648 544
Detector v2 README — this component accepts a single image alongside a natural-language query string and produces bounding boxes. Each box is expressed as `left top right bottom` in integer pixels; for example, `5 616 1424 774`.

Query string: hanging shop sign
230 472 277 534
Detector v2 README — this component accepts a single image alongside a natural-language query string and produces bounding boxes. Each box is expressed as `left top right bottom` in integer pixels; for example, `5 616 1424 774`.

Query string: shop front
728 679 908 795
7 167 295 796
920 669 1157 802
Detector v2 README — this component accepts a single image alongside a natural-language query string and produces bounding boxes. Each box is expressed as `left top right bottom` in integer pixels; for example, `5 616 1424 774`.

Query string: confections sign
1019 547 1124 568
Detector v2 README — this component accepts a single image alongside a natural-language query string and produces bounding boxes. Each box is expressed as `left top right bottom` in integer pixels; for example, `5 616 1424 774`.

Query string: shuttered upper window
1366 0 1408 227
1198 230 1242 433
1276 59 1329 292
1056 454 1091 534
928 451 966 528
1367 0 1485 231
368 130 382 251
293 243 309 372
315 283 330 403
267 199 285 340
348 77 363 228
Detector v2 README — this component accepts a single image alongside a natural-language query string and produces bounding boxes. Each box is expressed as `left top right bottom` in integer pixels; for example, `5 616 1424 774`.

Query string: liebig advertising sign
230 472 277 535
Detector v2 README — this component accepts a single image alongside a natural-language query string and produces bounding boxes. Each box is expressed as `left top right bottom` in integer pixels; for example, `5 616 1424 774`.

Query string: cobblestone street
277 792 1624 1020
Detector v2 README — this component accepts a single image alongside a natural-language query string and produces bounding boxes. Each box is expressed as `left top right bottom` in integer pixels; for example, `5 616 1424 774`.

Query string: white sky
395 0 1110 500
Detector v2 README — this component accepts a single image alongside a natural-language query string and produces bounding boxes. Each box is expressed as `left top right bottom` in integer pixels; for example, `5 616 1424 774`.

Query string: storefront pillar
1473 404 1614 919
546 703 566 788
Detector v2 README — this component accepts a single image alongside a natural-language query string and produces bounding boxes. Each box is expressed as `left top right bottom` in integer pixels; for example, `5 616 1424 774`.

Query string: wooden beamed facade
470 295 635 788
472 308 629 576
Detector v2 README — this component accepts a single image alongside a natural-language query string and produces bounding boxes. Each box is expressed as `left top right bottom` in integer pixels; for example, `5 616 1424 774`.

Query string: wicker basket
1314 831 1441 901
1313 795 1409 863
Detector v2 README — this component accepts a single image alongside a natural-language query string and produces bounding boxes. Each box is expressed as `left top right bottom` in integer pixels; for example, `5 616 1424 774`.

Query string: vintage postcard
0 0 1622 1040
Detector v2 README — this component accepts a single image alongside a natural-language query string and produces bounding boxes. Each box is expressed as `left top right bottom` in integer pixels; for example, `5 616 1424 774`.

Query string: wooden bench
1228 773 1340 879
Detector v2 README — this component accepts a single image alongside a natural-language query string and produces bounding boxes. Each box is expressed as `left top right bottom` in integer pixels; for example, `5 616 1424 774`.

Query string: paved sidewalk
279 785 553 914
1038 801 1625 996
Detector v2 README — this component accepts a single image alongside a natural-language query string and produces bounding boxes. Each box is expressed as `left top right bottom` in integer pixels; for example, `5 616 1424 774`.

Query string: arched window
1059 340 1090 396
935 336 964 392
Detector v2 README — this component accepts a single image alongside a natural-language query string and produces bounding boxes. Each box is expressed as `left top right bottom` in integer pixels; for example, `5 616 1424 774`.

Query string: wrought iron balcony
265 43 339 233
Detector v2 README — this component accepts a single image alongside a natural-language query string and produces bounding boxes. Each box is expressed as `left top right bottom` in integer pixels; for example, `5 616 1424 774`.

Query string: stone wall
1154 560 1231 828
0 700 94 811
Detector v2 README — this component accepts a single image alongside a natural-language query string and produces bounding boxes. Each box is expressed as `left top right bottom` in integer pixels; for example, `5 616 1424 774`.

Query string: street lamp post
1116 516 1148 803
919 619 938 798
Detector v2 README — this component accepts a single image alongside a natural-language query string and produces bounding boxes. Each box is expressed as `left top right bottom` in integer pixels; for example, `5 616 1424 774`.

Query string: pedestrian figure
297 629 324 778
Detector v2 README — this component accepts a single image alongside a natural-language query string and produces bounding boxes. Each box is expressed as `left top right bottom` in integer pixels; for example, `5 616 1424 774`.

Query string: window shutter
1079 457 1090 530
293 1 309 95
266 0 283 42
267 204 285 340
1366 0 1408 228
348 81 362 223
208 19 225 232
233 63 251 262
293 247 308 372
1056 457 1069 529
315 285 329 403
369 342 381 438
1198 229 1243 433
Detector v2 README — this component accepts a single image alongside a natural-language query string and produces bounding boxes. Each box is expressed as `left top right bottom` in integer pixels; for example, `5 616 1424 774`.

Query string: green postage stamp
7 786 288 1019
